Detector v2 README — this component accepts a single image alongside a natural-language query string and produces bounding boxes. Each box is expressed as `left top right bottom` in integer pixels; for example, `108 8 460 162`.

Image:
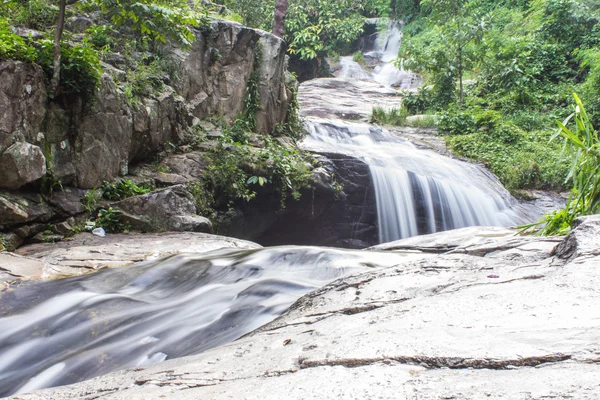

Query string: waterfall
303 120 523 243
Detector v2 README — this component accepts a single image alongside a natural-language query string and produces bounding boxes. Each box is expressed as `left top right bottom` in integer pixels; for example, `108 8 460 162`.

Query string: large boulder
255 152 378 248
0 191 54 229
0 61 46 152
113 185 212 233
0 142 46 189
176 20 289 130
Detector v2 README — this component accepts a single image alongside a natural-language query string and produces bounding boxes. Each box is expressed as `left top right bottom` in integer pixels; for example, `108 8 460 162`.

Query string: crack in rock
298 353 572 370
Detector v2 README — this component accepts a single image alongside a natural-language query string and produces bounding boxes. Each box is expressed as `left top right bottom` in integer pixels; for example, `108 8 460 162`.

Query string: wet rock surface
10 216 600 399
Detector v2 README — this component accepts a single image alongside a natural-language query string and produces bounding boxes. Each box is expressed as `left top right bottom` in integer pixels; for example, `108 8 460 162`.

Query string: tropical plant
520 94 599 235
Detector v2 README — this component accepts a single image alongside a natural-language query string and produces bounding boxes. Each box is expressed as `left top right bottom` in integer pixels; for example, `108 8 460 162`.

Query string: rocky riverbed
5 215 599 399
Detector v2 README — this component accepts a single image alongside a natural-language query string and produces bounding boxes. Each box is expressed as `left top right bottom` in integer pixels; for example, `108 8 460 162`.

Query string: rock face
0 61 46 153
0 20 290 191
0 20 292 243
176 21 288 134
10 217 600 399
255 152 378 248
114 185 212 233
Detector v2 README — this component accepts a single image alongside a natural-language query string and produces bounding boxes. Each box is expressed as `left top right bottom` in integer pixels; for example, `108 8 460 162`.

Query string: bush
0 18 36 62
370 106 408 126
94 207 130 233
438 109 477 135
352 51 365 64
36 39 103 99
101 178 152 201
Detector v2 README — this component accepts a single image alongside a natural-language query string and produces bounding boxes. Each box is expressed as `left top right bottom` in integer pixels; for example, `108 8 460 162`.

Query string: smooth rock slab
9 217 600 399
8 231 260 284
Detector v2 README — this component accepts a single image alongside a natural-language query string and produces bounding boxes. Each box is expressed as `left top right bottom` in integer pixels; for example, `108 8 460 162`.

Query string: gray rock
52 218 75 235
0 142 47 189
255 32 288 133
47 187 86 216
10 217 600 399
0 192 54 229
73 75 133 188
113 185 212 233
255 152 377 248
0 232 24 252
0 61 47 152
65 16 94 33
155 172 188 185
176 21 289 128
14 231 260 282
30 232 64 244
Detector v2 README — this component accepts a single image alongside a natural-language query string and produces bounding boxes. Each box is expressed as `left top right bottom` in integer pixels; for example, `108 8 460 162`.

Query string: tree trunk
458 46 463 109
273 0 289 38
50 0 67 96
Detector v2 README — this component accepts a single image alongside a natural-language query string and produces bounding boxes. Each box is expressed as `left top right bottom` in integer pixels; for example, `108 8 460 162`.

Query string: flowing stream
0 247 417 396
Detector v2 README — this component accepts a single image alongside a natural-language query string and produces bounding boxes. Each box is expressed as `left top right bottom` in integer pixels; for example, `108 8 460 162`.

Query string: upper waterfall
298 21 531 243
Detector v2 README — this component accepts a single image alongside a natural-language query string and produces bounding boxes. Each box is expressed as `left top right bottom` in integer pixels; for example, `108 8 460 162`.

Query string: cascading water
298 20 530 243
303 119 524 243
0 246 416 396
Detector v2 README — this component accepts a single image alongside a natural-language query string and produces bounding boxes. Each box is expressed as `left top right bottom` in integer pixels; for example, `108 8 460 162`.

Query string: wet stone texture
10 216 600 399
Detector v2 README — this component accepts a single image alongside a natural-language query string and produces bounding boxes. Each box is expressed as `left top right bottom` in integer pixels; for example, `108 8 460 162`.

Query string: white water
300 21 530 242
303 119 523 243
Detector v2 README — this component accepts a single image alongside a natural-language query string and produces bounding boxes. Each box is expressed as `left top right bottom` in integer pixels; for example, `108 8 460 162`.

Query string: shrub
522 94 600 235
0 18 36 62
101 178 152 201
438 109 477 135
370 106 408 126
352 51 365 65
36 39 103 99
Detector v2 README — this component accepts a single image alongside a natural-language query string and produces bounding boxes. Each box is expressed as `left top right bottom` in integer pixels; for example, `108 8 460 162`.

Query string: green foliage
120 58 168 104
352 50 365 64
100 0 208 48
446 108 569 192
273 73 305 140
437 109 477 136
94 207 130 233
286 0 366 60
0 18 37 62
401 0 600 196
82 188 101 212
370 106 409 126
101 178 152 200
522 94 600 235
215 0 274 29
85 25 118 50
36 39 103 99
15 0 60 30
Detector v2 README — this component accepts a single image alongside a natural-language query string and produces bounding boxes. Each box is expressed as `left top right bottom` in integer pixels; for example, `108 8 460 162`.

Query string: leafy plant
82 188 101 212
36 39 103 100
100 0 208 48
370 106 409 126
521 94 600 235
0 18 37 62
94 207 130 233
101 178 152 200
352 50 365 65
